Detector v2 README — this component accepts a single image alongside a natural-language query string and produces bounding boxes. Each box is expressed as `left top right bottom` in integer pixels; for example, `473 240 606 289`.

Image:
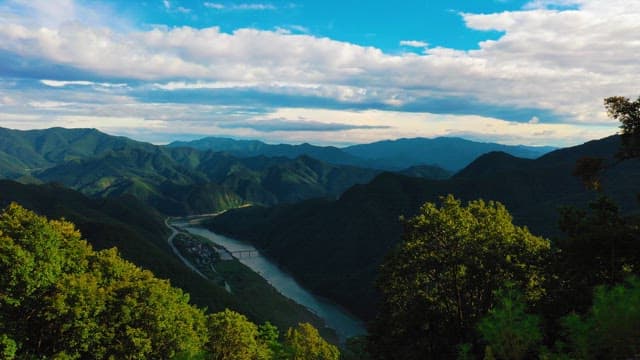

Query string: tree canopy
605 96 640 159
370 195 550 359
0 203 337 359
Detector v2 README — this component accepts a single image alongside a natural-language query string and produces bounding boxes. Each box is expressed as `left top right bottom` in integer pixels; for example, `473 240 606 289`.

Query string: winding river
172 221 367 341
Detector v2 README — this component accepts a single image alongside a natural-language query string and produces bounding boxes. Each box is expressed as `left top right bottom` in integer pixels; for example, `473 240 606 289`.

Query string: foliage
572 156 605 191
0 334 17 360
560 277 640 359
206 309 271 360
476 285 542 360
284 323 340 360
370 195 550 359
341 337 372 360
0 203 210 359
259 322 288 359
556 196 639 314
604 96 640 159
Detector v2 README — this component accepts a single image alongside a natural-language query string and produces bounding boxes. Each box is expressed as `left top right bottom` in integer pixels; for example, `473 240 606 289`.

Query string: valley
0 125 638 359
170 215 366 341
3 2 639 358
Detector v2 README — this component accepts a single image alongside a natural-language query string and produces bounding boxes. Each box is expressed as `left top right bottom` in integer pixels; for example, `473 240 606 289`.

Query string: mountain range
169 136 555 171
203 135 640 320
0 126 615 329
0 127 387 214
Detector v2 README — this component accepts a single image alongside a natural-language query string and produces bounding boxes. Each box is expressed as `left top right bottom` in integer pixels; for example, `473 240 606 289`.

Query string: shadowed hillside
205 135 640 320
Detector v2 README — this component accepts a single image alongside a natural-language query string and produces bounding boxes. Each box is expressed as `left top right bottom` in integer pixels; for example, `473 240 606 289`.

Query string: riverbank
175 222 367 341
166 217 337 342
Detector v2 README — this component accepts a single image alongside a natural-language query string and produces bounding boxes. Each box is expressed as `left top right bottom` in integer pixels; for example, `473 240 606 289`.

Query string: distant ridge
170 135 555 171
343 136 555 171
168 137 370 168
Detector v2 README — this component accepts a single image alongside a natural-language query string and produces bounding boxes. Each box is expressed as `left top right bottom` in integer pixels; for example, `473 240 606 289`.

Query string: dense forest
0 203 340 359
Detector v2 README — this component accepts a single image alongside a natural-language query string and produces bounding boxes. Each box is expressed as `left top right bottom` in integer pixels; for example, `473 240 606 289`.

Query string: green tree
206 309 270 360
0 203 208 359
604 96 640 159
477 285 542 360
555 196 638 315
284 323 340 360
0 334 17 360
259 321 287 359
561 277 640 359
370 195 550 359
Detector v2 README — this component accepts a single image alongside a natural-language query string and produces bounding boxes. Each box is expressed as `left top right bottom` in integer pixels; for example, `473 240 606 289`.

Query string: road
164 218 208 279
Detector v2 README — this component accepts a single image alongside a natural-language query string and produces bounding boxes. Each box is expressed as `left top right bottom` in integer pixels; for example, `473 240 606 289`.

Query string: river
173 222 367 341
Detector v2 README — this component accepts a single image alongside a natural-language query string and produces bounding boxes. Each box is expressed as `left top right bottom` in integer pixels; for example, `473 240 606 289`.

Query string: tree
259 321 287 359
370 195 550 359
561 277 640 359
554 197 639 315
0 203 208 359
477 285 542 360
604 96 640 159
206 309 270 360
284 323 340 360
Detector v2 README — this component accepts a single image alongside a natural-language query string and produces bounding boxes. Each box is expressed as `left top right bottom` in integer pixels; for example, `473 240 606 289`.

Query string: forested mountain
0 203 338 359
169 135 554 171
204 135 640 320
0 127 154 179
35 147 380 215
343 137 555 171
0 180 325 333
168 137 368 168
0 127 383 215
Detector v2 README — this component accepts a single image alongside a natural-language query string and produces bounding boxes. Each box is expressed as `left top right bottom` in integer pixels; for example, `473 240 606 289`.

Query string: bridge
230 249 260 259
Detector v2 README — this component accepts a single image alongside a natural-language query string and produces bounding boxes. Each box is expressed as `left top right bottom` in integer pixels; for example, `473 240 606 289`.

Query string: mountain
0 127 154 179
343 137 555 171
169 136 554 171
203 135 640 320
396 164 452 179
0 180 236 309
168 137 369 168
36 147 380 215
0 127 383 215
0 180 327 332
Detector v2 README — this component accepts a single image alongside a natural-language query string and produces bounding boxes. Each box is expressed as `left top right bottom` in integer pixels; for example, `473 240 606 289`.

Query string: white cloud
40 80 128 88
0 0 638 144
203 2 225 9
523 0 583 10
203 2 276 10
399 40 428 48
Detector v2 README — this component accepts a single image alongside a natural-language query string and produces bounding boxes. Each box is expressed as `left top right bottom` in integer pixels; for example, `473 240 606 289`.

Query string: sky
0 0 637 146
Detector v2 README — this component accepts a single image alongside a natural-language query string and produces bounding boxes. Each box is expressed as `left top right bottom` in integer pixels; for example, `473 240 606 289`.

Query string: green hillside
0 180 326 333
0 127 385 215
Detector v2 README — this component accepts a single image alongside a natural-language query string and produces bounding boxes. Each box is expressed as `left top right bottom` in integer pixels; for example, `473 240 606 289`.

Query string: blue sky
122 0 527 51
0 0 636 146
